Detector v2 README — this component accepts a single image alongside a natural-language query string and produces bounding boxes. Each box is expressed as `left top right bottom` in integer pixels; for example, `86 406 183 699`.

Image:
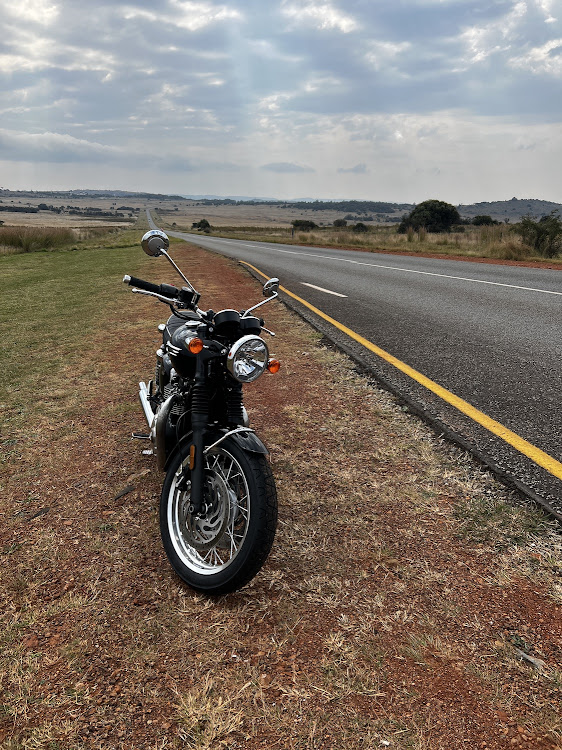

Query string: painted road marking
240 260 562 482
267 248 562 296
301 282 347 297
185 236 562 296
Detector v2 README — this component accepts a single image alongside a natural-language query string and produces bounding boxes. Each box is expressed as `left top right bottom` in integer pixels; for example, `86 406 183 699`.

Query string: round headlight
227 336 269 383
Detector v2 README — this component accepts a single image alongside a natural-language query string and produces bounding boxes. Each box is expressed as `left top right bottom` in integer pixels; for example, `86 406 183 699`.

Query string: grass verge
157 220 562 266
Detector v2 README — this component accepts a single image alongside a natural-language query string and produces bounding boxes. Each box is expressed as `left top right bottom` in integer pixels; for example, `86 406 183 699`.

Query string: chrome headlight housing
227 335 269 383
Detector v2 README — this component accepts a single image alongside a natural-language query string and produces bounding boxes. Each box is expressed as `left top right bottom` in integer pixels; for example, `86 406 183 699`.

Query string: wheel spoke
168 446 251 574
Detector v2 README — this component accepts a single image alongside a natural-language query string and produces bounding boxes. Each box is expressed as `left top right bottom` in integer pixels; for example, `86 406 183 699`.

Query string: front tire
160 438 277 594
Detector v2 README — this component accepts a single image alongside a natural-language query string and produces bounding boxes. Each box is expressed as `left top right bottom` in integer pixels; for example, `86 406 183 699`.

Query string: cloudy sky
1 0 561 203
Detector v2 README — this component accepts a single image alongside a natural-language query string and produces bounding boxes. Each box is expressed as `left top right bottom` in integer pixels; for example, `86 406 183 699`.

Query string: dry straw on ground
1 242 561 749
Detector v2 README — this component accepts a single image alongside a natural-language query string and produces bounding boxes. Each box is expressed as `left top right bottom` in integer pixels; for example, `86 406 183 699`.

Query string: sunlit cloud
281 1 358 32
510 38 562 75
3 0 59 25
121 1 242 30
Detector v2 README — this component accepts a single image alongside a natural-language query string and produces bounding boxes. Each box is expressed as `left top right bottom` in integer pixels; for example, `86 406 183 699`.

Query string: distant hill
0 188 185 201
182 194 278 202
1 188 561 224
457 198 562 222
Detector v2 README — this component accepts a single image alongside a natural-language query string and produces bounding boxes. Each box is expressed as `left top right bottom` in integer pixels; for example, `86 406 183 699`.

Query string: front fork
188 357 208 515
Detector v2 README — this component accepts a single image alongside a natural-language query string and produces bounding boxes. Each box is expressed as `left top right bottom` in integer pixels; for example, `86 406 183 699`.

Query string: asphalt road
146 213 562 509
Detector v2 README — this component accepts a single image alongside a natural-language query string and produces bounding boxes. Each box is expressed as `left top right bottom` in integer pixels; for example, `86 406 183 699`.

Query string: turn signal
267 358 281 374
188 337 204 354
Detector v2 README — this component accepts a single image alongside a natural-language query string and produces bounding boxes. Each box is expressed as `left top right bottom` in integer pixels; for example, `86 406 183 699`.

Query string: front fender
163 429 268 472
228 430 269 455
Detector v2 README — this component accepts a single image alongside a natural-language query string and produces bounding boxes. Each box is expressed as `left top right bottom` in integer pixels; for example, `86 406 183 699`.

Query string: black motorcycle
124 229 279 594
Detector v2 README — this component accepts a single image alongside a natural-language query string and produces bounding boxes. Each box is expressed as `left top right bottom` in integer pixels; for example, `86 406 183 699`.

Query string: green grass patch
0 226 150 431
453 491 547 549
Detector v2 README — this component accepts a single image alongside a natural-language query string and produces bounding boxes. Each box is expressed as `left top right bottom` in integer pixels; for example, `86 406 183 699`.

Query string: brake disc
178 472 231 552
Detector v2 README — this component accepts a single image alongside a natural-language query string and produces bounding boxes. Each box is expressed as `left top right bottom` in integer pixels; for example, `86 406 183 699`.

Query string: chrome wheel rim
168 448 250 575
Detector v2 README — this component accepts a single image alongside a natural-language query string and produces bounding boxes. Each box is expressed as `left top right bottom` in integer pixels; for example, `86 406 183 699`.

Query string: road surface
147 212 562 511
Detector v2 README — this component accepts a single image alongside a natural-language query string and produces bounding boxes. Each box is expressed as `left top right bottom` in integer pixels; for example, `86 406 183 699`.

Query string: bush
192 219 211 231
514 212 562 258
0 226 75 254
333 219 347 228
292 219 318 231
398 199 461 234
472 215 498 226
352 222 369 233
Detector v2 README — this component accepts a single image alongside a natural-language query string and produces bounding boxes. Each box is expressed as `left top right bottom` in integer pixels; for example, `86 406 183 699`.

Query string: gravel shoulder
1 242 561 750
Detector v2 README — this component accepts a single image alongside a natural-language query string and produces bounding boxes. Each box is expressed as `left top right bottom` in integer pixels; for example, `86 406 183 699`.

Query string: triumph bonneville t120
124 229 279 594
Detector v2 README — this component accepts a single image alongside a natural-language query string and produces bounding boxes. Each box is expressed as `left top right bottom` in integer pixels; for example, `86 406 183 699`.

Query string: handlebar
123 275 179 298
123 274 202 317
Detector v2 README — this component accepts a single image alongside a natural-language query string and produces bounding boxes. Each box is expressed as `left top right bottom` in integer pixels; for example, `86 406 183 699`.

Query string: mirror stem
161 249 198 294
242 291 278 317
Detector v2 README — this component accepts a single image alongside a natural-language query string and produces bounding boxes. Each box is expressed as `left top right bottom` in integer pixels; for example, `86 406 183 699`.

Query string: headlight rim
226 335 269 383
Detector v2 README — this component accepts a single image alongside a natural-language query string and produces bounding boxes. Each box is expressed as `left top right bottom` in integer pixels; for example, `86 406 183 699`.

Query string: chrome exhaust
139 381 155 427
139 382 179 471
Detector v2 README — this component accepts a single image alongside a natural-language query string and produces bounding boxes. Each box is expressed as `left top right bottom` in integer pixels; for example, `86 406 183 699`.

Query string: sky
0 0 561 204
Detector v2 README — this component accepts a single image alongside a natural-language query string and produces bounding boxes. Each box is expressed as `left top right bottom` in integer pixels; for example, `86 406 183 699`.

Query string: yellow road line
241 260 562 481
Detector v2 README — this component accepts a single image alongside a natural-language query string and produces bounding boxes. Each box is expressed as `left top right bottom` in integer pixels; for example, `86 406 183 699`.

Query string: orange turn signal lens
267 358 281 374
188 337 204 354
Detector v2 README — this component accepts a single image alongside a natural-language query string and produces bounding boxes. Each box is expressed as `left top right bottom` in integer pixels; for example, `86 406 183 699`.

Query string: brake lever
132 288 185 307
132 288 205 319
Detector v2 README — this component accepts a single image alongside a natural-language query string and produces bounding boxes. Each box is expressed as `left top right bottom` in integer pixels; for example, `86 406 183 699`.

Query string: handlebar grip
160 283 180 298
124 275 162 295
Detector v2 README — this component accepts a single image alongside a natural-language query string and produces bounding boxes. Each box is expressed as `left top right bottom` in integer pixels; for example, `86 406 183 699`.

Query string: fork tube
189 358 208 514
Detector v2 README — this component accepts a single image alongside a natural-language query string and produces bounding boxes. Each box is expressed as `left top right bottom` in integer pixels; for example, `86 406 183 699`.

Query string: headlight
227 336 269 383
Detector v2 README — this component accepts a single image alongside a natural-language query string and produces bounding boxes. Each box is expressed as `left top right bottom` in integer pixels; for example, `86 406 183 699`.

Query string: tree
333 219 347 228
352 222 369 233
291 219 318 231
192 219 211 231
514 212 562 258
398 199 461 234
472 215 497 226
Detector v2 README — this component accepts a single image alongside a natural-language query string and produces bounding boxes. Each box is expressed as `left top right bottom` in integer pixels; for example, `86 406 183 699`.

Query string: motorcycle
124 229 279 594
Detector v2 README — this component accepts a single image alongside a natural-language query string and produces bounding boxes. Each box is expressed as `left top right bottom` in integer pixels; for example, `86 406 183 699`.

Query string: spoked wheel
160 437 277 594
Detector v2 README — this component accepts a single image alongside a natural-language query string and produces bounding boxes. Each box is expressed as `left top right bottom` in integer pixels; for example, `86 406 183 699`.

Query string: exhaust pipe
139 381 155 427
139 382 178 471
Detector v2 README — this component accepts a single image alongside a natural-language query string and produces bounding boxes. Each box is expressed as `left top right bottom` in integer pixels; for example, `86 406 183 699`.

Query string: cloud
4 0 59 25
281 1 358 32
121 1 242 31
0 128 240 174
337 163 368 174
261 162 315 173
510 38 562 75
0 129 120 163
0 0 560 201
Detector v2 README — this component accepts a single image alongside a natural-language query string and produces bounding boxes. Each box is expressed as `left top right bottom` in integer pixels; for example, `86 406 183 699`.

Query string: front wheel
160 438 278 594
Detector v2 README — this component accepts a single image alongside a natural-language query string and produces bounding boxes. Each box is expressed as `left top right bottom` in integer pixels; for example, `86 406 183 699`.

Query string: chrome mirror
263 277 279 297
141 229 169 257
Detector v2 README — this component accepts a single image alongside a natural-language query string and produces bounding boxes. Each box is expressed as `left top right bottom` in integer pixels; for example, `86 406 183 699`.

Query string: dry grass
0 226 76 255
1 239 561 749
162 220 561 263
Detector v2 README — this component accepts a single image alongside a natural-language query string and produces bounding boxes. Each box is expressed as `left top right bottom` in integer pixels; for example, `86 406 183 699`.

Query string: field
2 191 561 264
152 208 561 265
1 224 562 749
